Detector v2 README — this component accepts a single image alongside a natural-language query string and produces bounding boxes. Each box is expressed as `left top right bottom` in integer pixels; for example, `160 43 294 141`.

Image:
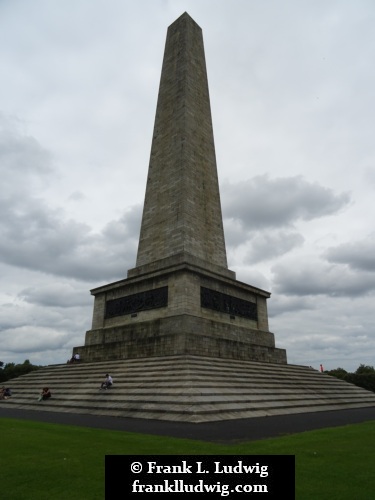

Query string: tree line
0 360 42 383
325 364 375 393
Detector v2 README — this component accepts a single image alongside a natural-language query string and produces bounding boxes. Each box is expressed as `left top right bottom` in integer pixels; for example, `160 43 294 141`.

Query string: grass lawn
0 418 374 499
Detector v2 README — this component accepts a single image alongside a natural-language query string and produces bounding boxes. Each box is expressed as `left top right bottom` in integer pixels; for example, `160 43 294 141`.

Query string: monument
6 13 375 423
73 12 286 365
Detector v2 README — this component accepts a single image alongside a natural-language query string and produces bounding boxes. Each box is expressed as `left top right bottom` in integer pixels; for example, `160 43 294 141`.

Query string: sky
1 0 374 372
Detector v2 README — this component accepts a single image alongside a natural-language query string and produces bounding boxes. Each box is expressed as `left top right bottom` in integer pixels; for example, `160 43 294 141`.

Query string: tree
0 360 42 383
355 364 375 375
326 364 375 393
325 367 347 380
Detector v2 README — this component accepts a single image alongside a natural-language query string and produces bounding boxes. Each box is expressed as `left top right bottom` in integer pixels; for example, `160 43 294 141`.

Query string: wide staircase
2 355 375 423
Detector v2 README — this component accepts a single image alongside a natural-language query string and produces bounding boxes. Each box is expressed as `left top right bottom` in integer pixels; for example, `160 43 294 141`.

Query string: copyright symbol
131 462 142 473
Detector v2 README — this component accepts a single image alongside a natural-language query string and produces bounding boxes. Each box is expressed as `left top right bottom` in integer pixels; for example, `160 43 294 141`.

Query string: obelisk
134 12 227 274
75 13 287 365
64 14 375 426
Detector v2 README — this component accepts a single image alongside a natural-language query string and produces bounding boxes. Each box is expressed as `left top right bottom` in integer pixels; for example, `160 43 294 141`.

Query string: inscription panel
105 287 168 319
201 287 258 321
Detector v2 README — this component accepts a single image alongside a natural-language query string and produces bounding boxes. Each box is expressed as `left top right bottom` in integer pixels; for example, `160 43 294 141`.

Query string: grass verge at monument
73 12 286 364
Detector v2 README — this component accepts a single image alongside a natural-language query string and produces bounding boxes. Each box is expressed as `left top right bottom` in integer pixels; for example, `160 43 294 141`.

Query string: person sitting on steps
0 387 11 400
68 353 81 364
100 374 113 390
38 387 51 402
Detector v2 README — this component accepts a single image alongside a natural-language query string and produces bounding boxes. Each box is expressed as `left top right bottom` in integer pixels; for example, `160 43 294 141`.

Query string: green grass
0 418 374 499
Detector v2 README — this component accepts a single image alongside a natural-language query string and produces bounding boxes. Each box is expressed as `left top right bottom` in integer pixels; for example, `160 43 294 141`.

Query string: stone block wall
75 328 286 364
89 264 271 335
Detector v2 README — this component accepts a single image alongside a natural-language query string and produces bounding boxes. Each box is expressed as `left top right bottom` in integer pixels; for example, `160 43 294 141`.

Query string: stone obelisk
134 12 227 275
74 13 286 364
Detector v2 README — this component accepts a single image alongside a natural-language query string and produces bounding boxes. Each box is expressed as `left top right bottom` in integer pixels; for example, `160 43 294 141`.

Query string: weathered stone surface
135 13 227 273
74 13 286 365
79 261 286 363
5 357 375 423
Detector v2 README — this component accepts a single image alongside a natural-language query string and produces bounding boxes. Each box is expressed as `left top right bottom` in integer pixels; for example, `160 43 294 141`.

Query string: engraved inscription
105 287 168 318
201 287 258 321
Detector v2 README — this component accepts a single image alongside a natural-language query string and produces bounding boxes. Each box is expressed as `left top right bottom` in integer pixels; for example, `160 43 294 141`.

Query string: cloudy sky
1 0 374 372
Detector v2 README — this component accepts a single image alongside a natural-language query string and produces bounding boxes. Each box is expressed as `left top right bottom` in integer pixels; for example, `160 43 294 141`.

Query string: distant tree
355 364 375 375
325 367 348 380
326 364 375 394
0 360 42 383
345 372 375 393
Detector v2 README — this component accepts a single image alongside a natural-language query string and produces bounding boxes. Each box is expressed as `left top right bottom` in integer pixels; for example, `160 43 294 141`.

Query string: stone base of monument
74 333 287 365
3 355 375 423
77 261 287 364
75 315 286 364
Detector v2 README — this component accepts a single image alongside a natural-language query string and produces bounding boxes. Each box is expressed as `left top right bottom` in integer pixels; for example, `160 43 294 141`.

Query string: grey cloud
0 111 141 282
272 261 375 297
273 293 375 370
221 175 350 230
68 191 86 202
364 167 375 187
1 326 72 353
1 1 374 373
223 218 246 248
286 334 348 356
325 234 375 272
0 299 89 332
19 283 92 308
243 230 304 263
0 292 92 364
0 196 140 282
0 114 52 193
103 205 142 243
233 268 270 292
268 296 315 317
0 303 28 331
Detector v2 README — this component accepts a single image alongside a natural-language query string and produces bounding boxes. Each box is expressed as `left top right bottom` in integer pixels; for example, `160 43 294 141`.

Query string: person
100 374 113 390
0 387 8 400
38 387 51 402
320 364 324 372
4 388 12 398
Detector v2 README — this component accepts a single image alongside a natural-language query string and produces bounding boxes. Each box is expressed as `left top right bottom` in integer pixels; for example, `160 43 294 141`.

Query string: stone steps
2 355 375 422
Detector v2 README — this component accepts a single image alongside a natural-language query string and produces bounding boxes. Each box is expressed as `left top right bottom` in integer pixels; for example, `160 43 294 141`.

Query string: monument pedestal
73 13 286 366
74 254 286 364
60 14 375 423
